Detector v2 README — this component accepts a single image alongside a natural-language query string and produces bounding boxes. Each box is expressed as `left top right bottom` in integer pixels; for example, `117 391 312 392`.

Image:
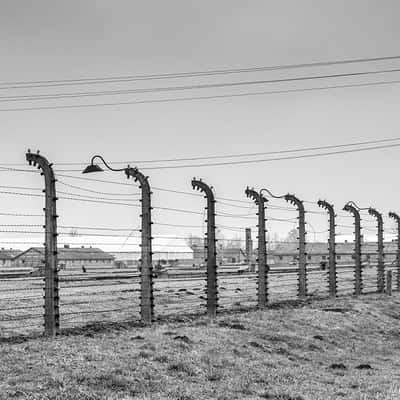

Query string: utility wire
47 143 400 174
2 67 400 103
2 137 394 167
138 142 400 170
1 78 400 113
2 53 400 89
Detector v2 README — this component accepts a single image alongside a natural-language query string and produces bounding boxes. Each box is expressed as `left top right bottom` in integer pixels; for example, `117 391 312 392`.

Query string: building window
322 256 326 260
279 256 283 261
293 256 297 261
336 255 341 260
307 255 312 260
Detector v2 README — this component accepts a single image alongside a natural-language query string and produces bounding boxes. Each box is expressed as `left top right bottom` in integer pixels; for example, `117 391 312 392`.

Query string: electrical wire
61 137 400 164
50 137 400 166
2 53 400 89
2 67 400 103
2 78 400 113
138 142 400 170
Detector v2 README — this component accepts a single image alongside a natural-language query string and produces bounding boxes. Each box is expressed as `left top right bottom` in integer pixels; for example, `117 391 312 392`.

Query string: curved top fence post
343 203 362 295
125 167 154 324
318 199 337 297
389 211 400 290
284 193 307 298
245 187 268 307
26 149 59 337
368 207 385 293
192 178 217 318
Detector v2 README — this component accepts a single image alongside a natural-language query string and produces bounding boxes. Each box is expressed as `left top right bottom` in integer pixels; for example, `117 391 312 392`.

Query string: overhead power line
50 142 398 179
3 136 395 167
0 137 392 174
2 78 399 113
1 67 400 103
1 54 400 89
131 142 400 170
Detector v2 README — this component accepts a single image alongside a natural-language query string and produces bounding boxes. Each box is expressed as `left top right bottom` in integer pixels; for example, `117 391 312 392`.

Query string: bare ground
1 293 400 400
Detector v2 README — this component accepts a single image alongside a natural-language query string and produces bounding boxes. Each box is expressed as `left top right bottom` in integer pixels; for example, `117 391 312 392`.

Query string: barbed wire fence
0 150 398 339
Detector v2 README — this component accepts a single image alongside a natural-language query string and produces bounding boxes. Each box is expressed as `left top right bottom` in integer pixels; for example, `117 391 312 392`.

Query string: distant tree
267 232 280 250
283 228 298 243
185 235 203 249
68 228 78 236
224 236 242 249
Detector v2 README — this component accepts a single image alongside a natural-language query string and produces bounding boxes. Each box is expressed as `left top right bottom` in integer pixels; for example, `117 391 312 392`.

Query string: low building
218 247 246 264
0 248 22 268
271 240 398 266
191 244 251 266
111 236 194 269
111 250 194 268
13 246 115 271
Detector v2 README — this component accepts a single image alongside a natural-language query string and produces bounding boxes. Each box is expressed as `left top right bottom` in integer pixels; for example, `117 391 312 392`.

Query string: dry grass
1 293 400 399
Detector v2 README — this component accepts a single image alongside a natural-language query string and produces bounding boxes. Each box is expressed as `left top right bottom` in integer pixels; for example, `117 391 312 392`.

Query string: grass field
0 292 399 399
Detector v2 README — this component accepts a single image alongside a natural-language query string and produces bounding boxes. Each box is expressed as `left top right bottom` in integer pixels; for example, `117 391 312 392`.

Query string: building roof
0 249 22 260
272 241 398 255
14 247 115 261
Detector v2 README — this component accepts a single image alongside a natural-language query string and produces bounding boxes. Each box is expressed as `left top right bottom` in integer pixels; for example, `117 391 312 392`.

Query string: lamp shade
82 164 104 174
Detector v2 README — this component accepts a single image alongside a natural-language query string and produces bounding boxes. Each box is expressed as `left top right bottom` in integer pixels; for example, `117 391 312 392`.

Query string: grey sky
0 1 399 247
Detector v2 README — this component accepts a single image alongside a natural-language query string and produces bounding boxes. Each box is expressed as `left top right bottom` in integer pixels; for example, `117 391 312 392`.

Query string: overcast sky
0 1 399 248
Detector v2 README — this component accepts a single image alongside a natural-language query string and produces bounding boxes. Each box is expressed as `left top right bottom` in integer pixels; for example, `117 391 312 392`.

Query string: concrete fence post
126 167 154 324
386 271 392 296
343 203 362 296
245 228 252 268
285 194 307 299
26 150 59 337
388 212 400 291
246 187 268 307
318 200 337 297
192 178 217 318
368 208 385 293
